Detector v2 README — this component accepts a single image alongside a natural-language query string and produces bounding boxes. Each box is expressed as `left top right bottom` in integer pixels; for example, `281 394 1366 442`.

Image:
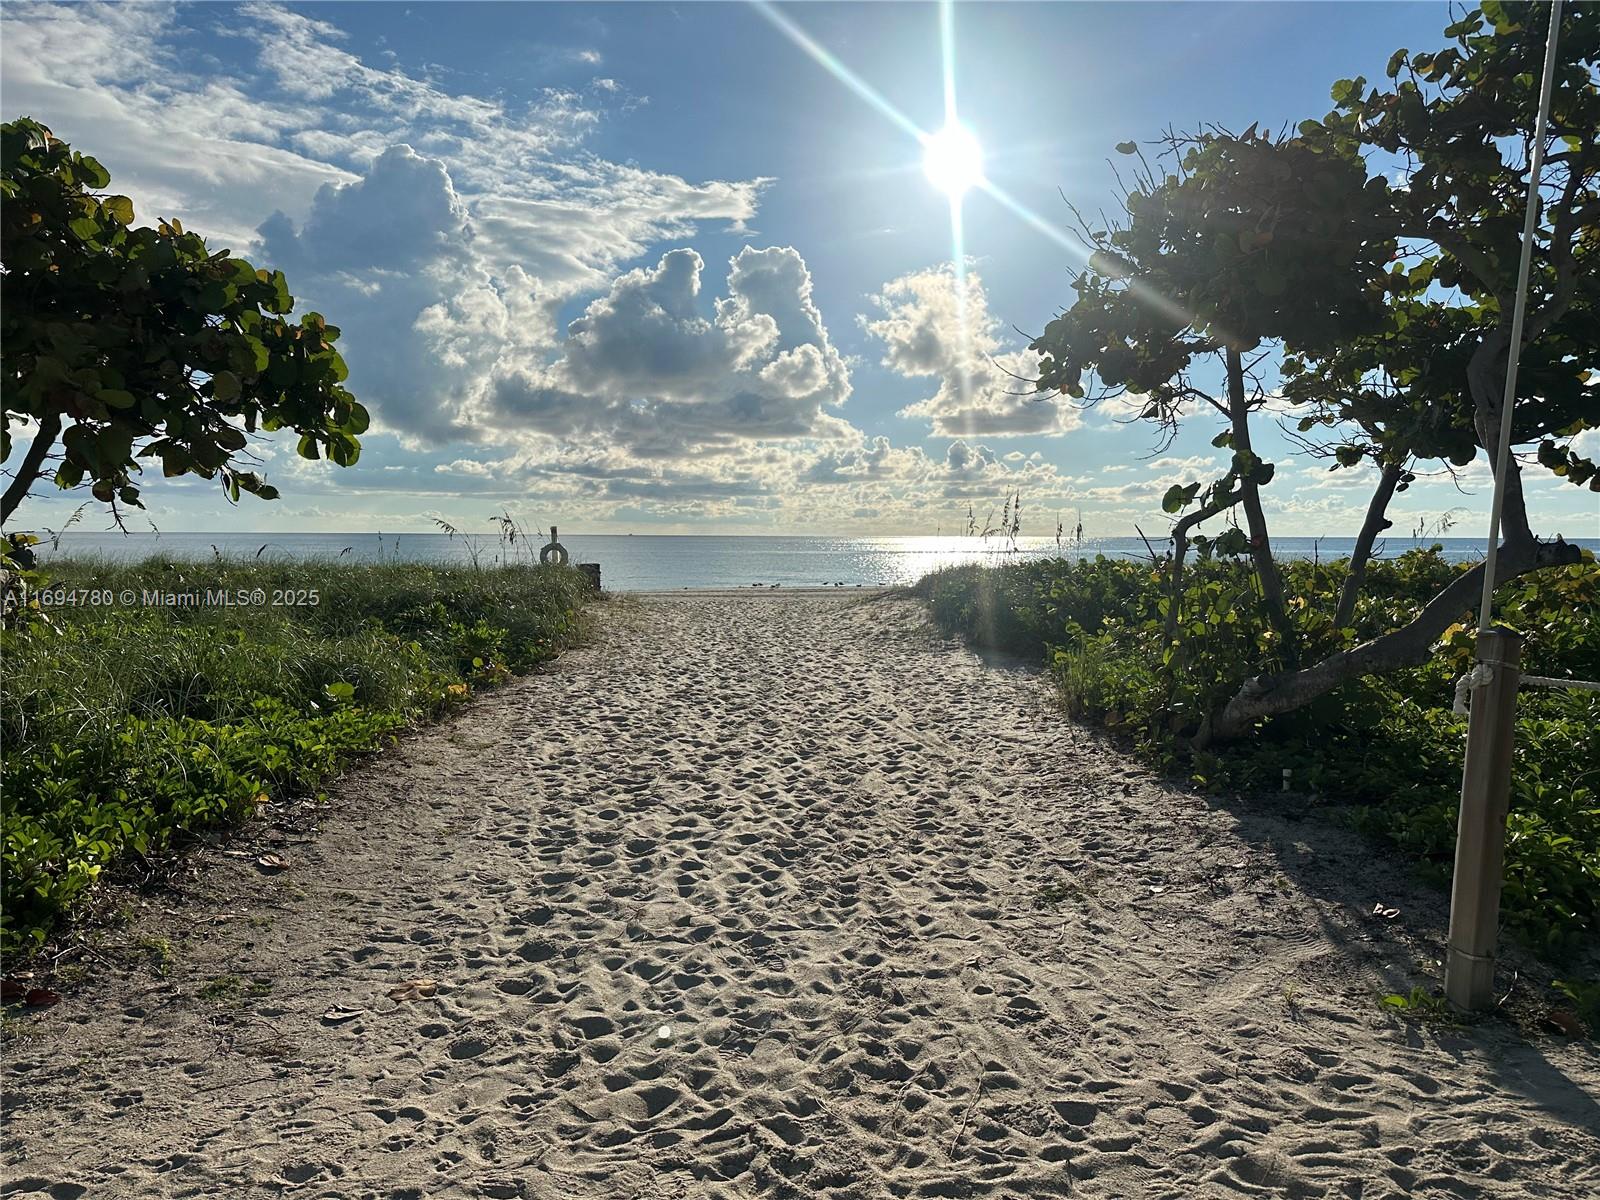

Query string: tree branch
1207 535 1584 742
1333 460 1405 630
1225 347 1296 661
1465 328 1535 546
1 413 62 526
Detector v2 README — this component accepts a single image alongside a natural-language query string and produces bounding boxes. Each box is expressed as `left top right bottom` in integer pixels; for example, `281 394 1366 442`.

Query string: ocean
30 532 1598 592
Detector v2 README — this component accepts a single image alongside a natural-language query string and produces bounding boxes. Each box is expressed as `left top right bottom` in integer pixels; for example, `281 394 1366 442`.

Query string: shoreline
622 585 898 596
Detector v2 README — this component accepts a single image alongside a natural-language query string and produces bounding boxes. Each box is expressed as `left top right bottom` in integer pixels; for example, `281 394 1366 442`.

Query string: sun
922 122 984 198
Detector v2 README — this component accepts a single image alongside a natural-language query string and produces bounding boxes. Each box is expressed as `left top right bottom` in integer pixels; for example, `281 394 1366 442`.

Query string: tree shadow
999 673 1600 1128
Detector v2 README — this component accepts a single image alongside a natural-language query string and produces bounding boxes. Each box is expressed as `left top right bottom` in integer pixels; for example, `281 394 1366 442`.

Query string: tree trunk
1465 330 1535 544
1164 487 1243 645
1225 347 1296 661
1 413 62 526
1204 534 1582 743
1333 460 1404 630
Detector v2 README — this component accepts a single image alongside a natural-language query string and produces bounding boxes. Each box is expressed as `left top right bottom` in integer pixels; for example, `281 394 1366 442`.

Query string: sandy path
4 594 1598 1199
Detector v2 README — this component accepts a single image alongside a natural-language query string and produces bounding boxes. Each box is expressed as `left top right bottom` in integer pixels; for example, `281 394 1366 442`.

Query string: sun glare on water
922 122 984 198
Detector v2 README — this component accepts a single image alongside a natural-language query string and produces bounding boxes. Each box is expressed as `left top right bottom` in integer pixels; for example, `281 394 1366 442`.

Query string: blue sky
4 1 1596 539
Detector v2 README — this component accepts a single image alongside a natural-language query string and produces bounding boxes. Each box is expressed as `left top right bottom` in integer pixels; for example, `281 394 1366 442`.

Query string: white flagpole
1475 0 1563 633
1445 0 1565 1013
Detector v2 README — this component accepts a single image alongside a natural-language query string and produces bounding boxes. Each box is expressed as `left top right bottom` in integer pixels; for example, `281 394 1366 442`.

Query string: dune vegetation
917 547 1600 954
0 555 592 956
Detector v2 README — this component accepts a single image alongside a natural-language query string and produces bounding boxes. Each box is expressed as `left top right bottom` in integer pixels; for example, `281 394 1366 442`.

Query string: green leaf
328 433 360 467
1162 482 1200 514
102 195 134 225
1213 527 1250 557
1256 266 1287 296
75 155 111 189
196 281 230 311
243 335 270 373
1115 141 1137 155
1088 250 1132 278
268 270 292 314
96 425 135 467
211 371 242 402
160 446 193 477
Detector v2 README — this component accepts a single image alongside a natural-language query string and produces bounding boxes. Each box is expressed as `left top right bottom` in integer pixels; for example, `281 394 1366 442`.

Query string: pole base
1444 945 1496 1013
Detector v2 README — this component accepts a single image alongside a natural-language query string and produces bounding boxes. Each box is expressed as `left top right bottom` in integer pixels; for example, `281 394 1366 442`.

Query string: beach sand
4 593 1597 1198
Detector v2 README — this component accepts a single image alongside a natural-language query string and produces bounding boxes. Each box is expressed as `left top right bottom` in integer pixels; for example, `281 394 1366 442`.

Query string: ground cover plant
1 555 591 957
917 548 1600 955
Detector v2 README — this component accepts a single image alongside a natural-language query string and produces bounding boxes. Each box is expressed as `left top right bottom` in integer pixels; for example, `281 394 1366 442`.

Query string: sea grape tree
1 117 368 526
1029 0 1597 742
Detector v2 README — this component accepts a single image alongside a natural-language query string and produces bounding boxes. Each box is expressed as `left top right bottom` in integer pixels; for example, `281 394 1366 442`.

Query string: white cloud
487 247 852 457
861 265 1080 438
1143 455 1218 477
0 2 1080 535
3 1 767 449
1566 426 1599 461
1 3 352 247
435 459 497 478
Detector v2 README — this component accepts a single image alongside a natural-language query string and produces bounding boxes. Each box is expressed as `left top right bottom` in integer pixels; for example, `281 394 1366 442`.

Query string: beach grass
1 557 593 956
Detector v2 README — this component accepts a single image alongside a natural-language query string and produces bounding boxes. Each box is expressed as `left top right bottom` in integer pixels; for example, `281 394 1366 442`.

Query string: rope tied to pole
1451 663 1495 715
1519 674 1600 693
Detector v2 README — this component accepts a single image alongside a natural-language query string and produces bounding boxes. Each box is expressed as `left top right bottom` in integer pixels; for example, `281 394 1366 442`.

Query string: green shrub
1 558 591 955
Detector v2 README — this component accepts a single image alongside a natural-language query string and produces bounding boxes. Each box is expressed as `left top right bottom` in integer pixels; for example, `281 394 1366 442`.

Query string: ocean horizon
31 531 1599 592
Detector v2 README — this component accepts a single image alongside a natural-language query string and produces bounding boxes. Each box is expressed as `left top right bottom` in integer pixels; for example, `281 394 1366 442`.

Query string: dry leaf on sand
256 852 290 872
1544 1009 1586 1038
387 978 438 1002
322 1005 363 1025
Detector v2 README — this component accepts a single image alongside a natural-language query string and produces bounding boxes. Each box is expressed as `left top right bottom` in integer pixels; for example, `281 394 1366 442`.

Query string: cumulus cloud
861 266 1079 438
260 145 467 274
1070 454 1226 507
488 247 852 457
4 2 767 446
1143 455 1219 478
803 436 923 484
2 2 1082 534
0 2 352 246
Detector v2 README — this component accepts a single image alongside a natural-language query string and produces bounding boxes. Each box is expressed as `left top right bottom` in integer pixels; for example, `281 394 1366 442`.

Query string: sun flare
922 122 984 197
